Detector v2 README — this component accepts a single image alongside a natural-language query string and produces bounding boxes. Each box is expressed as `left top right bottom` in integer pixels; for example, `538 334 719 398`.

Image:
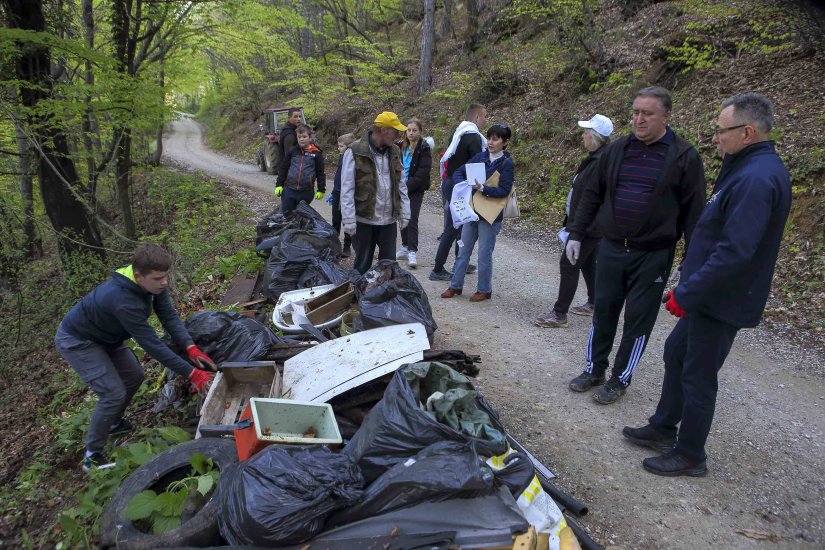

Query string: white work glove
343 222 357 236
399 219 409 230
565 239 581 265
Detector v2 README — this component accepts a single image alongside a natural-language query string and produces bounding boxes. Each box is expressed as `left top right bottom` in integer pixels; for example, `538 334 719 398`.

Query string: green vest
350 132 403 220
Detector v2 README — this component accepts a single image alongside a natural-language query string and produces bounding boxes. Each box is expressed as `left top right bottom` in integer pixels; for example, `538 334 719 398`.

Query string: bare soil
165 119 825 549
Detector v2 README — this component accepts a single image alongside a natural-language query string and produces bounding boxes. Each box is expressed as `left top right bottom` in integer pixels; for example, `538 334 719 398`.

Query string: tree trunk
439 0 453 40
150 65 164 166
112 0 136 238
3 0 104 264
15 121 40 257
418 0 435 95
81 0 98 205
465 0 480 51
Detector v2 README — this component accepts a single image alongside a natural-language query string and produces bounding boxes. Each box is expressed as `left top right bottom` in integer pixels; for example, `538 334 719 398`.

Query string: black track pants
553 236 598 315
584 240 674 386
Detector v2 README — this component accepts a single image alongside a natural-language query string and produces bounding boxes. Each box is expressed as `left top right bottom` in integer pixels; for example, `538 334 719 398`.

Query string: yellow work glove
274 186 283 197
314 191 324 201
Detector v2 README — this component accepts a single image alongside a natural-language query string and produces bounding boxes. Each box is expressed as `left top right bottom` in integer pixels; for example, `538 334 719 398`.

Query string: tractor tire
99 439 238 549
264 143 278 175
256 148 266 172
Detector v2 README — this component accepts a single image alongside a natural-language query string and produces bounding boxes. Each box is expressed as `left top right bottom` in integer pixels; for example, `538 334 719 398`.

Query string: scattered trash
217 445 363 546
353 260 437 340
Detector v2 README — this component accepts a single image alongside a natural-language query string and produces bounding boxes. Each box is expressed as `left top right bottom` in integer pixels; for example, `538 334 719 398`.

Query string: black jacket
564 147 605 239
446 133 483 178
278 144 326 193
402 139 432 195
569 130 706 251
278 125 297 172
675 141 791 328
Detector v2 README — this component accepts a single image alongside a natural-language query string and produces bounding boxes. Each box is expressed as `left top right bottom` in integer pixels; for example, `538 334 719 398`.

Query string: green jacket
349 132 404 222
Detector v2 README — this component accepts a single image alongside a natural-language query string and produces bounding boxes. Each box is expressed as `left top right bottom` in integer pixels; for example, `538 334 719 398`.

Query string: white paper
465 163 486 188
557 228 569 246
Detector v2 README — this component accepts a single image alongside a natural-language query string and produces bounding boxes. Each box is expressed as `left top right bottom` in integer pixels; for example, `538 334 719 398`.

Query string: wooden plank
220 272 258 306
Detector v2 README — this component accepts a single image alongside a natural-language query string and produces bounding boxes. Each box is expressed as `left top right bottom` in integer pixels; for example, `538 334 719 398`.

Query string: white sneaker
407 251 417 268
396 246 409 260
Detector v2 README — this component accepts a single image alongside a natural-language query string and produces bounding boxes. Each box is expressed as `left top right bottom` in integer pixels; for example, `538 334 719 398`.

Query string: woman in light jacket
441 124 513 302
395 118 432 268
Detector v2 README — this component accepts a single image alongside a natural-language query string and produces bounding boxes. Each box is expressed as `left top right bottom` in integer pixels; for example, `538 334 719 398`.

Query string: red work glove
188 368 214 394
186 345 217 372
662 291 686 318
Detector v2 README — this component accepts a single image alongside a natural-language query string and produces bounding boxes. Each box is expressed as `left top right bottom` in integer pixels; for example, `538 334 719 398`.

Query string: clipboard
470 170 511 224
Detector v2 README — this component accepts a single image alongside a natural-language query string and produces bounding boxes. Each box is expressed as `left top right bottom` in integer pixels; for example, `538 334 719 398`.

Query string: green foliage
57 427 192 547
124 452 218 535
662 38 718 74
217 248 264 280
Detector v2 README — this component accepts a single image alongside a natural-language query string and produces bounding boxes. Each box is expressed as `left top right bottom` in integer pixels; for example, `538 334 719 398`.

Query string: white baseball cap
578 114 614 138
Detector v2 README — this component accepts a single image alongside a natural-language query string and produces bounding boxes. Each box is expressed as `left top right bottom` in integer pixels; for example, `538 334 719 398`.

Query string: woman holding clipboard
440 124 514 302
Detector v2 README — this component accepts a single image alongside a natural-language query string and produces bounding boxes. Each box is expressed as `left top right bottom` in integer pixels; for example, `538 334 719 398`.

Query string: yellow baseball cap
374 111 407 132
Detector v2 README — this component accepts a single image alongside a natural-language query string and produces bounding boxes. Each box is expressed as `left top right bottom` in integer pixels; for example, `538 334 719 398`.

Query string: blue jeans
450 219 501 293
55 324 144 453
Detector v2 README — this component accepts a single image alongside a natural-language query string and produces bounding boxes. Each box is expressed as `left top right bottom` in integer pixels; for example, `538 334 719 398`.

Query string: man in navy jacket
623 92 791 477
56 244 215 471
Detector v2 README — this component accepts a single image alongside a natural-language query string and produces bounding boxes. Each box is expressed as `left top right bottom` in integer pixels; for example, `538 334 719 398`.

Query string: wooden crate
304 281 355 325
196 361 282 438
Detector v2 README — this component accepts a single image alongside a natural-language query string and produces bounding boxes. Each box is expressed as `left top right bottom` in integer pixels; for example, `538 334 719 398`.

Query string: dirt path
164 119 824 549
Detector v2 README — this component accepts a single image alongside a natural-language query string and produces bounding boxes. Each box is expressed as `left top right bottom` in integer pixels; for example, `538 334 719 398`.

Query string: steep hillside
205 0 825 335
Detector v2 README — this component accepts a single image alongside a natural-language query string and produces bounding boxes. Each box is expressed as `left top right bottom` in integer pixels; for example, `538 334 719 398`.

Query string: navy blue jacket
61 267 195 375
454 150 514 224
278 144 326 193
333 156 344 195
674 141 791 328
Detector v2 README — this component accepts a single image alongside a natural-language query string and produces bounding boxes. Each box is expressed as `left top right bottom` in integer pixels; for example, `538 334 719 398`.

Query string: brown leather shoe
441 287 462 298
469 291 492 302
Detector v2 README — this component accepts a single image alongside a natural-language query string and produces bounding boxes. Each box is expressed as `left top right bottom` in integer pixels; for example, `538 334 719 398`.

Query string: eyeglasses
713 124 746 136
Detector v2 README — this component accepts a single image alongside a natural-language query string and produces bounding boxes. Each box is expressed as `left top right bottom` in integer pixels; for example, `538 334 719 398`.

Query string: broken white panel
282 323 430 403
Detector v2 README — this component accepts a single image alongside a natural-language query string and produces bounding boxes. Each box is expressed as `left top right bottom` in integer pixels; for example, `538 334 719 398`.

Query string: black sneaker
82 452 116 472
643 450 707 477
622 425 676 452
466 264 477 274
429 269 453 281
109 418 133 436
593 376 627 404
340 245 352 258
568 371 605 392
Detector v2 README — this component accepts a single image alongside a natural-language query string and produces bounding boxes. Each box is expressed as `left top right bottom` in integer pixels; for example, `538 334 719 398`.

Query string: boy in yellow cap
340 112 412 274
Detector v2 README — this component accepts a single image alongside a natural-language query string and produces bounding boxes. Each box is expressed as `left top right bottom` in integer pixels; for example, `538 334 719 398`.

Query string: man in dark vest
340 111 411 274
623 92 791 476
566 86 706 404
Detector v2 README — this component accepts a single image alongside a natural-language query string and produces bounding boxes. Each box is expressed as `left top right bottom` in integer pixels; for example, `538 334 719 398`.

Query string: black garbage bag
353 260 437 339
345 362 507 483
298 257 359 289
328 441 495 528
171 311 285 363
264 229 341 301
256 202 340 257
217 445 363 546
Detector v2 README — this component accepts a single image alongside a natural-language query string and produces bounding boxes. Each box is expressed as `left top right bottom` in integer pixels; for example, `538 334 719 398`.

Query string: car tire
99 439 238 549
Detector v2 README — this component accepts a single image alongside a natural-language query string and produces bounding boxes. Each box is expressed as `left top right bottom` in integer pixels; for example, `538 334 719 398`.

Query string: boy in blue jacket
56 244 215 471
622 93 791 477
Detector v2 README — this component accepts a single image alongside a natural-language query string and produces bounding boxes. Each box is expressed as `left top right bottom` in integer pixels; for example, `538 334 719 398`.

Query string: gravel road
165 119 824 549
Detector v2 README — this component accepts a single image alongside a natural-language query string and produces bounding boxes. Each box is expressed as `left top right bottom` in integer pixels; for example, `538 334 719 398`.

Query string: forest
0 0 823 547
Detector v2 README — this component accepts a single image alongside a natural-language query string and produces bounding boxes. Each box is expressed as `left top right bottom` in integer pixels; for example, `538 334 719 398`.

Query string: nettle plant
124 452 220 534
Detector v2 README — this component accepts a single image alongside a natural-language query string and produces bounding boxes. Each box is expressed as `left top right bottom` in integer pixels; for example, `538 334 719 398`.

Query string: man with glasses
566 86 706 404
623 92 791 476
341 111 411 274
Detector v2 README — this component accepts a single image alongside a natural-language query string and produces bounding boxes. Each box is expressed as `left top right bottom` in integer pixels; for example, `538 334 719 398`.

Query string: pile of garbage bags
210 362 566 548
353 260 438 340
259 203 357 302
